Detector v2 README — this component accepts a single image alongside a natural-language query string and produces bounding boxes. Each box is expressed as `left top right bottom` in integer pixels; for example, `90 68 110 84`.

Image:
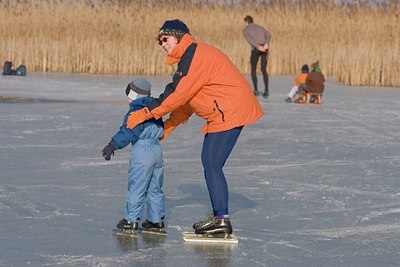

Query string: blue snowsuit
111 97 165 223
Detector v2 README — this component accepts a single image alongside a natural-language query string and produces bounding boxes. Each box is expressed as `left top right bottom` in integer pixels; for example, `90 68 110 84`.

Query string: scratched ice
1 73 400 266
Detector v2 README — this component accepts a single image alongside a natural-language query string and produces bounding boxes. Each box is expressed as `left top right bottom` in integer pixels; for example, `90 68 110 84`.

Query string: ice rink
1 73 400 266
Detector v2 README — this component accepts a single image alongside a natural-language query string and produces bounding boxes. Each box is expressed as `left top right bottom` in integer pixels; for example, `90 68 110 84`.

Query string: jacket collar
166 34 196 65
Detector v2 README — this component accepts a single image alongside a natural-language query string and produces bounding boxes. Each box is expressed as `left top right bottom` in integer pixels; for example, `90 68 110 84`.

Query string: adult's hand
126 107 153 129
257 45 266 52
160 120 175 142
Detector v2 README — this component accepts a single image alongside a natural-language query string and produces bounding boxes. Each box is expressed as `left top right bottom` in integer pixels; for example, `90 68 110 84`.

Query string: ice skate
192 213 215 230
113 219 139 237
184 216 238 244
195 217 232 235
141 220 167 235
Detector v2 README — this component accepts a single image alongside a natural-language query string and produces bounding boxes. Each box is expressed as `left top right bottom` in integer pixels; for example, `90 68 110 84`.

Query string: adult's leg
201 127 243 216
250 49 260 94
260 51 269 96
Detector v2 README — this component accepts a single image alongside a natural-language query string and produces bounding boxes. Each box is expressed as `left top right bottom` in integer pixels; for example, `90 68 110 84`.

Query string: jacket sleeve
111 110 143 149
148 44 209 120
167 103 193 128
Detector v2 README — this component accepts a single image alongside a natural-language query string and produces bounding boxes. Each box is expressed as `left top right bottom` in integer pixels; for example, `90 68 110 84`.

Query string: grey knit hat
125 77 151 100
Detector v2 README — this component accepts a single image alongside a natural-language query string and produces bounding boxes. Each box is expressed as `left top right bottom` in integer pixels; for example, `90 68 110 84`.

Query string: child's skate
113 219 139 237
141 220 167 235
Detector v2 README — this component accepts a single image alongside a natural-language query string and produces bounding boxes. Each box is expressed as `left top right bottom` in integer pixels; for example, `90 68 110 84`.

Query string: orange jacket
149 34 264 134
295 73 308 86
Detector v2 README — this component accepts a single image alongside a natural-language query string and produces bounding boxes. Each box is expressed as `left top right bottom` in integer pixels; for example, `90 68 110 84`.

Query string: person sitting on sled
304 61 325 104
285 64 309 103
102 78 165 233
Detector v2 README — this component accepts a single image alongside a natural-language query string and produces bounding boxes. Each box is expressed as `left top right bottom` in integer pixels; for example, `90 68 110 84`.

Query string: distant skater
242 15 272 98
102 78 166 233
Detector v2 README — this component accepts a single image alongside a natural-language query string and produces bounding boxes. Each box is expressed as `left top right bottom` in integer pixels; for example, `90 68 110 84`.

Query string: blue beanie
301 64 309 73
158 19 190 38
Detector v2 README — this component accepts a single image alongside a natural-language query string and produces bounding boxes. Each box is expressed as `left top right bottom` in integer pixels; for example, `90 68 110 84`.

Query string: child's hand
102 141 117 160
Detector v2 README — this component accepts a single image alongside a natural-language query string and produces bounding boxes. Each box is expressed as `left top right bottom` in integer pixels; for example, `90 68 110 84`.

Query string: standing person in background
125 19 264 237
243 15 272 99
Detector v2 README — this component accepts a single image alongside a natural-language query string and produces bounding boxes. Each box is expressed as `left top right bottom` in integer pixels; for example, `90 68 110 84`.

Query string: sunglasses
158 36 172 46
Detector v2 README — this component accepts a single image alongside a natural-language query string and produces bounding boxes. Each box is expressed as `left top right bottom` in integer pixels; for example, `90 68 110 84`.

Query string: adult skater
242 15 272 98
126 19 264 236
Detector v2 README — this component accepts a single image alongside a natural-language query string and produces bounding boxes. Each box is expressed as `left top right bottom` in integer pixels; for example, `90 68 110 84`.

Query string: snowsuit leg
146 145 165 223
124 140 164 222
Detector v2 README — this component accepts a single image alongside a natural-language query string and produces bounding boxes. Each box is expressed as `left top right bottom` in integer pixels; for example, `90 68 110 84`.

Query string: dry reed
0 0 399 87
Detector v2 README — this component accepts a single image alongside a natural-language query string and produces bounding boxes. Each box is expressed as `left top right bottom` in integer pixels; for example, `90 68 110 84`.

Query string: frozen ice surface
1 73 400 266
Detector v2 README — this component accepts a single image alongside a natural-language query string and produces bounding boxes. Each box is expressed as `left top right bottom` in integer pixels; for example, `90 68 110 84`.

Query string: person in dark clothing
242 15 272 98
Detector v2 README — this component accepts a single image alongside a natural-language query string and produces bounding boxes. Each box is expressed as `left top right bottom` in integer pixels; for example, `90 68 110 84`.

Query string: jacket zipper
214 100 225 122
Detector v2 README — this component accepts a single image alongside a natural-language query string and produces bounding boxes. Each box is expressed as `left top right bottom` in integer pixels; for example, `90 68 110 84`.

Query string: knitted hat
158 19 190 38
311 60 319 70
125 77 151 100
301 64 309 73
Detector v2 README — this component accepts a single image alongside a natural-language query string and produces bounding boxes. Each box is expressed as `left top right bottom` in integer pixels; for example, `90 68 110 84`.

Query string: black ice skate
113 219 139 237
117 219 139 231
194 217 233 235
192 213 215 230
183 217 237 244
141 220 167 235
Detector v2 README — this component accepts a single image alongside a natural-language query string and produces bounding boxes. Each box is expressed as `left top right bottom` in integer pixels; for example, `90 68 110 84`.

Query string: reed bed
1 0 399 87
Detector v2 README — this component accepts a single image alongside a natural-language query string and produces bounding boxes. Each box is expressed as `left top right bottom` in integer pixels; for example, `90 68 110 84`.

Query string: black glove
102 140 117 161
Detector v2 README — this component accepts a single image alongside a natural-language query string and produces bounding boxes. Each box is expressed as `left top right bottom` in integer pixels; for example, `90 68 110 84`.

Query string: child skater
102 78 165 233
285 64 309 103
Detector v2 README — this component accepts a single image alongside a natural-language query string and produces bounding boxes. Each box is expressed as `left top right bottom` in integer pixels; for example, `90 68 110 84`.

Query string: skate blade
141 228 167 236
182 231 238 244
112 228 138 237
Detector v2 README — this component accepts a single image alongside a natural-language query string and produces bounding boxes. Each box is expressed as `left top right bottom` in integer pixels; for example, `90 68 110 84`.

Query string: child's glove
126 107 153 129
102 140 117 161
